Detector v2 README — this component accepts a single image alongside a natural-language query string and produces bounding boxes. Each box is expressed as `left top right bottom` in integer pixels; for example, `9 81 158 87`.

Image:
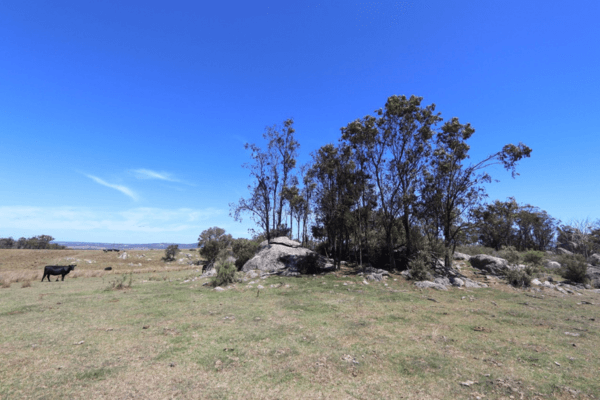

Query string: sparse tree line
230 95 542 271
0 235 66 250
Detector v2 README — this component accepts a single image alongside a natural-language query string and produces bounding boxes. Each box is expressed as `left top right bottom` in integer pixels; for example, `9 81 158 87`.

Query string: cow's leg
61 275 65 281
56 277 60 281
41 274 46 282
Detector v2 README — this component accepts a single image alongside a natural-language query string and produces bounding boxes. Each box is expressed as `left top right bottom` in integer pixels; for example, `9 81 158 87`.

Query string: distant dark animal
41 264 76 282
104 267 112 271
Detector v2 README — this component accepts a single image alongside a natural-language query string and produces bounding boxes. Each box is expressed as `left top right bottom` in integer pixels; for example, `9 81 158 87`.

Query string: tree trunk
402 210 412 267
444 224 453 270
386 228 396 271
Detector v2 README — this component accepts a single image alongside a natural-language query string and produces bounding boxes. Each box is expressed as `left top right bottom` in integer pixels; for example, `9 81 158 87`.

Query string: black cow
41 264 76 282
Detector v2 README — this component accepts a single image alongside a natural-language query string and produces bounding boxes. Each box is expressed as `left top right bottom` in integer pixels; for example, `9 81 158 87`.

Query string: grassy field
0 249 201 284
0 251 599 399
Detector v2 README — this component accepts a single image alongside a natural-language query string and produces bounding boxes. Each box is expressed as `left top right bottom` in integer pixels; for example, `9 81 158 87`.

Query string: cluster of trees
231 95 533 270
470 198 558 252
0 235 66 250
556 219 600 259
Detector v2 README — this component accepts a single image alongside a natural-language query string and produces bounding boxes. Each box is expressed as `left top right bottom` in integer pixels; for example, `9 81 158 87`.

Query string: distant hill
52 241 198 250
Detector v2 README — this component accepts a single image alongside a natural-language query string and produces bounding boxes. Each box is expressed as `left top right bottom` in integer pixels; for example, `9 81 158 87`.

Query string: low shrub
211 249 237 287
559 254 589 284
505 268 532 288
297 253 321 275
162 245 179 262
232 238 260 271
522 250 544 266
106 274 133 290
498 246 520 264
1 280 11 289
455 245 495 256
409 256 432 281
21 280 31 288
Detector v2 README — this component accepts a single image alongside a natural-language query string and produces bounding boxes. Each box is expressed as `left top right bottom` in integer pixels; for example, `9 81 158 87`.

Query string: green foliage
232 238 260 270
559 254 589 284
297 253 321 275
498 245 520 265
0 235 66 250
230 119 300 241
198 227 233 267
505 268 532 288
455 245 495 256
163 244 179 262
471 199 557 252
211 249 237 287
522 250 544 266
408 256 432 281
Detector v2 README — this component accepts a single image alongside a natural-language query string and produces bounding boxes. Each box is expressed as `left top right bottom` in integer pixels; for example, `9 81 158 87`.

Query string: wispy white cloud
131 169 194 186
132 169 175 181
85 174 139 201
0 206 224 234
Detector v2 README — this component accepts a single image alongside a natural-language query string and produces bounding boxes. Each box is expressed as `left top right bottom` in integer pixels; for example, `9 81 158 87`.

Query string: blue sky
1 0 598 243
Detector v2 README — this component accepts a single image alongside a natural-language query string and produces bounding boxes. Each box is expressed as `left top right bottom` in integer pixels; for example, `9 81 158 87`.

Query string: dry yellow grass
0 249 202 283
1 257 599 399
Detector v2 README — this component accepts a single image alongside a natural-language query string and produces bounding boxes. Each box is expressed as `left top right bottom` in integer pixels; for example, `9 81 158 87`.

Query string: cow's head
68 264 77 271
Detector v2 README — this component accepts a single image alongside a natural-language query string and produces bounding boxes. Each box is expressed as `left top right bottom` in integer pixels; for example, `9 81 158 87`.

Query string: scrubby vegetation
211 249 237 287
559 254 589 284
231 238 260 270
0 235 66 250
408 255 432 281
162 244 179 262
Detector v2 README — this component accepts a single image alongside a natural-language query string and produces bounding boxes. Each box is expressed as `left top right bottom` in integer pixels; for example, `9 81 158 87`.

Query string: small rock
257 285 264 289
214 287 225 291
414 281 448 291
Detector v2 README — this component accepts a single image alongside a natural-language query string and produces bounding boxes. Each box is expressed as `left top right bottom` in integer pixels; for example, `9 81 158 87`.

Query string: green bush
409 256 432 281
198 227 233 267
211 249 237 287
498 245 520 264
297 253 321 275
505 268 532 287
559 254 589 284
522 250 544 266
163 244 179 262
232 238 260 271
455 245 495 256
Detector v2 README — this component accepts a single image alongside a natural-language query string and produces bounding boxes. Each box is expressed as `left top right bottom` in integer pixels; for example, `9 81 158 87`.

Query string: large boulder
544 260 562 269
586 265 600 288
414 281 448 291
242 237 316 273
453 252 470 261
557 248 573 256
588 254 600 266
469 254 509 275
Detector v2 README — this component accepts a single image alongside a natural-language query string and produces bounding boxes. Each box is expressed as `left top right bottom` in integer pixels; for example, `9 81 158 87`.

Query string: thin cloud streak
131 169 195 186
85 174 139 200
0 206 224 233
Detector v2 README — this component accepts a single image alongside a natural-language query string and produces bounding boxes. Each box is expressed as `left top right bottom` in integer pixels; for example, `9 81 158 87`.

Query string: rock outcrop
242 237 317 273
544 260 562 269
588 253 600 266
469 254 509 275
453 252 470 261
